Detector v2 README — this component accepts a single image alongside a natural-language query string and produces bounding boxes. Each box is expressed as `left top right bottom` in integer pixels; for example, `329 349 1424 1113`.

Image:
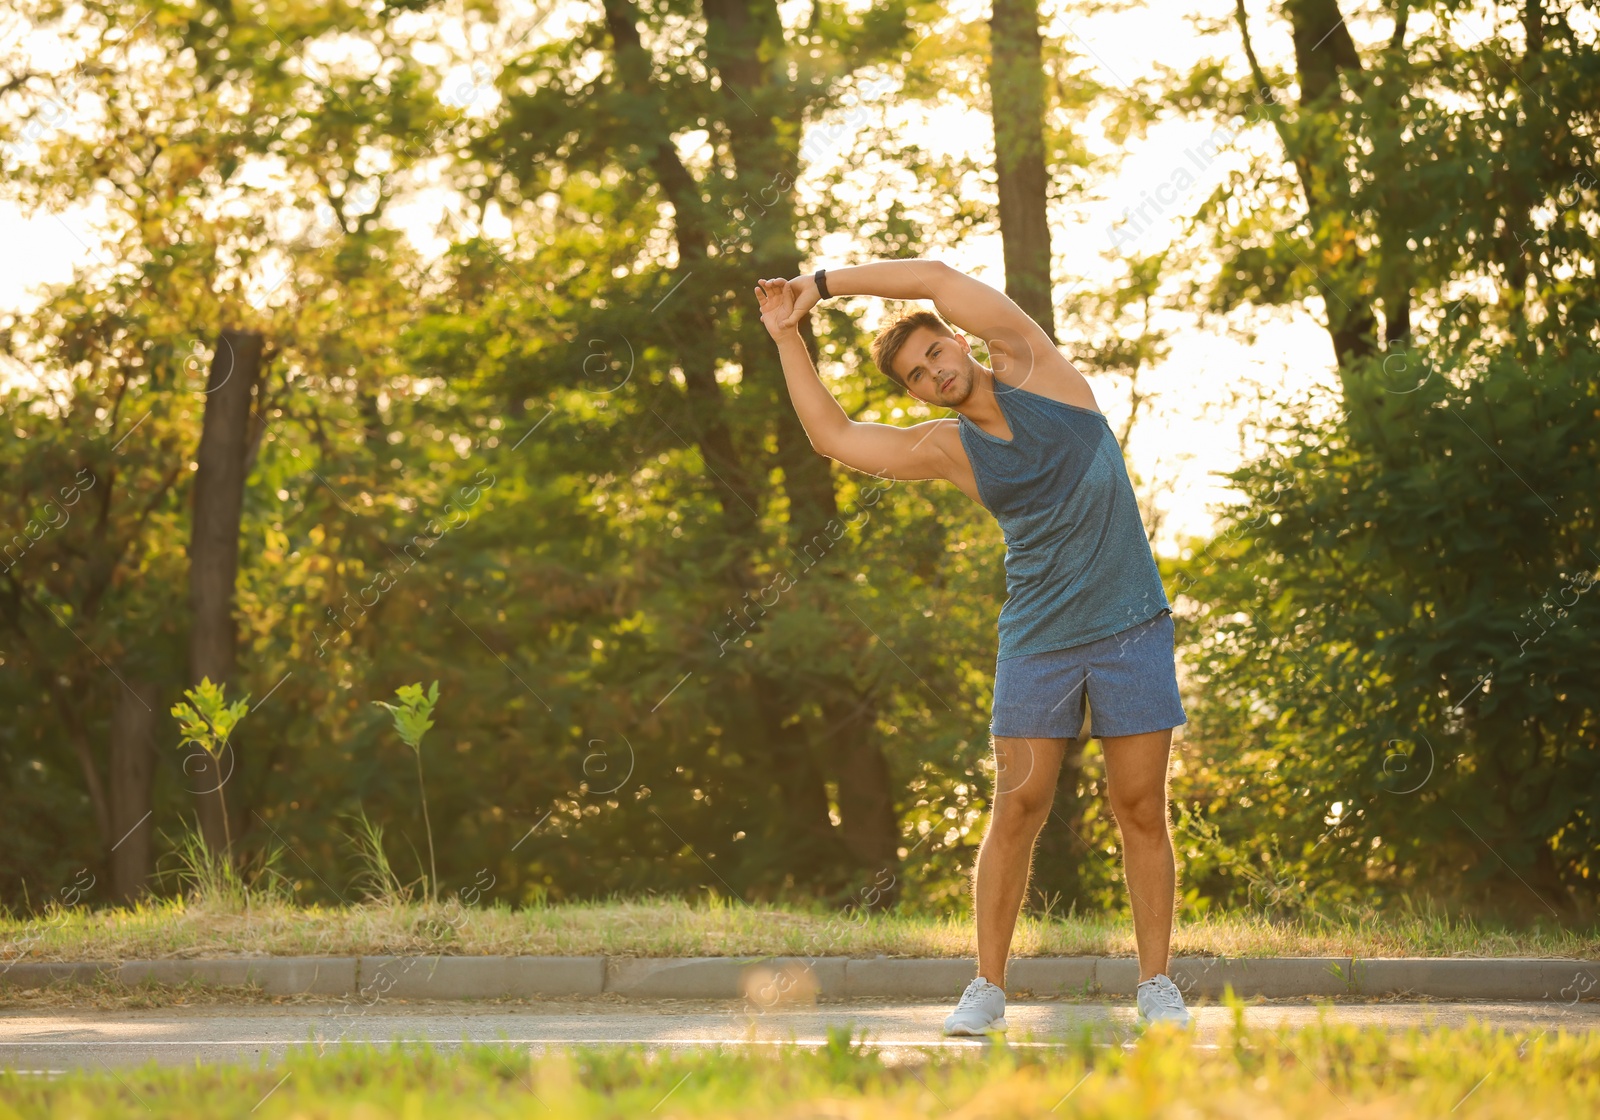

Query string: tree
1168 0 1600 910
988 0 1056 339
373 681 442 903
186 330 266 851
470 0 948 901
0 0 454 901
170 677 252 855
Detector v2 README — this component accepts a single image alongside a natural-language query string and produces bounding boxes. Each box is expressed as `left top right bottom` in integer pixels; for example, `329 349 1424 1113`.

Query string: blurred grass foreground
3 1020 1599 1119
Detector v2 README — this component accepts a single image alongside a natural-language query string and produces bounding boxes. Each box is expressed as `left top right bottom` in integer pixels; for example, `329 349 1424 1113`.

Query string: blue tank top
956 380 1169 661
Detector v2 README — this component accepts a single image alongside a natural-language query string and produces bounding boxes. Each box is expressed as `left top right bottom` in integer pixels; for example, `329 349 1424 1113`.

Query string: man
753 259 1192 1033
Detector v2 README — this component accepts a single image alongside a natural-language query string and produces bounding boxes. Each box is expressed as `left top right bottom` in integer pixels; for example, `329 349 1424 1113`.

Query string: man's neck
953 366 1008 434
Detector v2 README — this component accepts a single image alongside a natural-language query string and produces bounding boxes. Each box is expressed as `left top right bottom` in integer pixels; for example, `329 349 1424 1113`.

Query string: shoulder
931 414 966 442
995 354 1101 414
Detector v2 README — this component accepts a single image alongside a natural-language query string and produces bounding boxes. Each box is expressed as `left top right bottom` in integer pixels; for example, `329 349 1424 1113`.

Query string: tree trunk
603 0 763 546
989 0 1057 340
755 685 851 887
821 696 901 907
1279 0 1378 368
108 677 161 902
49 673 111 847
609 0 896 893
698 0 884 885
186 327 263 853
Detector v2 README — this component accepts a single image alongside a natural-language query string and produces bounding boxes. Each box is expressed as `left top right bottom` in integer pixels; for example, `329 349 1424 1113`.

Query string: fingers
755 278 802 335
754 278 795 311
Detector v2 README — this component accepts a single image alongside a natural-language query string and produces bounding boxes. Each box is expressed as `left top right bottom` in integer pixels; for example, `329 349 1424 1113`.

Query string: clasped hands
753 274 820 341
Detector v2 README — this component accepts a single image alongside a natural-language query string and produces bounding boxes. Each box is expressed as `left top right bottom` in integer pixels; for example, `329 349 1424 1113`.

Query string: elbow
922 259 957 303
810 422 850 461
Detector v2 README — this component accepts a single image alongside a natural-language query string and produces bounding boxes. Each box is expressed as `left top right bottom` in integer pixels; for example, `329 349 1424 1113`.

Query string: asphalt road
4 997 1598 1071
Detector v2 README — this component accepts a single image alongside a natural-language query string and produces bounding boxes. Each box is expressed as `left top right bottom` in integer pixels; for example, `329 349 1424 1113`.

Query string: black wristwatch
814 269 831 300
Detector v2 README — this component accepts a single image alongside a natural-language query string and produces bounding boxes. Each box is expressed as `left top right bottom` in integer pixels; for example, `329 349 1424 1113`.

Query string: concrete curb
120 957 357 996
0 962 115 987
361 956 602 999
1 955 1595 1002
1353 958 1597 1001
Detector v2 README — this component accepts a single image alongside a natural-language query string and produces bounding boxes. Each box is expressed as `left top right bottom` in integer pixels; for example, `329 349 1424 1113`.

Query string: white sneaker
1136 973 1193 1028
943 977 1007 1036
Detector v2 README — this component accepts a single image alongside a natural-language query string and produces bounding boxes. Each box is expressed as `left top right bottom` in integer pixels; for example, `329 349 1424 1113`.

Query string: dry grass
0 978 277 1011
3 897 1595 965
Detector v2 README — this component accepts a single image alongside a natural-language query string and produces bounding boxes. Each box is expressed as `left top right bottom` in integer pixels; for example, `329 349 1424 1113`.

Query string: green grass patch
2 1018 1598 1118
3 896 1596 965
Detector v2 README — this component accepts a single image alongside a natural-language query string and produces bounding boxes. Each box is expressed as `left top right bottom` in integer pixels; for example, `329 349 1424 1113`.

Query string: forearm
772 332 850 453
819 258 953 304
812 257 1044 356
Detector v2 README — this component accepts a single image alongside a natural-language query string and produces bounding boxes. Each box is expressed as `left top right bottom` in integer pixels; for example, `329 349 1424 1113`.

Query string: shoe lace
1141 977 1186 1014
956 979 996 1011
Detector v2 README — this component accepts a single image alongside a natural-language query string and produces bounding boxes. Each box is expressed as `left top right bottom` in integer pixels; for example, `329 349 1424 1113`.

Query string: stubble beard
936 357 979 406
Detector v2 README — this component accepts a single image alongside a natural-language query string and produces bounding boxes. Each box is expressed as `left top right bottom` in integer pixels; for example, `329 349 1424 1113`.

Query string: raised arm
779 258 1067 386
754 279 955 482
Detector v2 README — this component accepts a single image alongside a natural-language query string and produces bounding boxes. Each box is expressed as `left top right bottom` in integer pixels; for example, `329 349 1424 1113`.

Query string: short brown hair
870 310 958 387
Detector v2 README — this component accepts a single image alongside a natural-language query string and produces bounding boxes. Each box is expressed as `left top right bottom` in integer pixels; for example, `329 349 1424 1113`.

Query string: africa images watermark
1105 80 1288 250
1 468 97 573
711 475 899 656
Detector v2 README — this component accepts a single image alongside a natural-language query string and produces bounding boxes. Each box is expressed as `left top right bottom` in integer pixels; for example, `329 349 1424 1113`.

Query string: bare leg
1101 727 1177 982
974 735 1067 988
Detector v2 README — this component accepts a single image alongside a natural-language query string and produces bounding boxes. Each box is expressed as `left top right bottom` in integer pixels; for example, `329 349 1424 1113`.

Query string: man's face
893 326 979 405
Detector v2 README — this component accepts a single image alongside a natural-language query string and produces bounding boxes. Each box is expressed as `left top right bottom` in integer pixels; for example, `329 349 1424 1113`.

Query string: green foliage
1173 344 1600 911
170 678 251 763
373 681 440 754
169 678 251 854
1160 0 1600 914
1 0 1592 927
375 681 443 903
0 0 1153 918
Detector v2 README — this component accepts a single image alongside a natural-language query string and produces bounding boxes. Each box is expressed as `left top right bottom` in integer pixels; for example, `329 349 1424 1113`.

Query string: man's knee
991 787 1054 834
1109 785 1170 838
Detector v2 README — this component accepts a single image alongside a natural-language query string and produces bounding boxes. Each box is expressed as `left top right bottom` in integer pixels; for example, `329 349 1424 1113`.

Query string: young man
754 259 1192 1032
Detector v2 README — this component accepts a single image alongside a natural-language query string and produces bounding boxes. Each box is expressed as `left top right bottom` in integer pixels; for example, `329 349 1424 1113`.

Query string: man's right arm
768 331 954 482
757 276 958 482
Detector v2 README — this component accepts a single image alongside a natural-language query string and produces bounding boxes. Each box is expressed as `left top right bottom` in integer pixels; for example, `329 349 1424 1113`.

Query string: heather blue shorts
990 610 1186 740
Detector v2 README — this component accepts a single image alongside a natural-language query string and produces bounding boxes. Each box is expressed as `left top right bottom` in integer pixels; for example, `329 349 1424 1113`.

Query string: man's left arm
779 258 1072 387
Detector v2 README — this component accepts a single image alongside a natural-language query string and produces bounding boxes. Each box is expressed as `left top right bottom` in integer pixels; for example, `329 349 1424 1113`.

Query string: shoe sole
942 1017 1007 1036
